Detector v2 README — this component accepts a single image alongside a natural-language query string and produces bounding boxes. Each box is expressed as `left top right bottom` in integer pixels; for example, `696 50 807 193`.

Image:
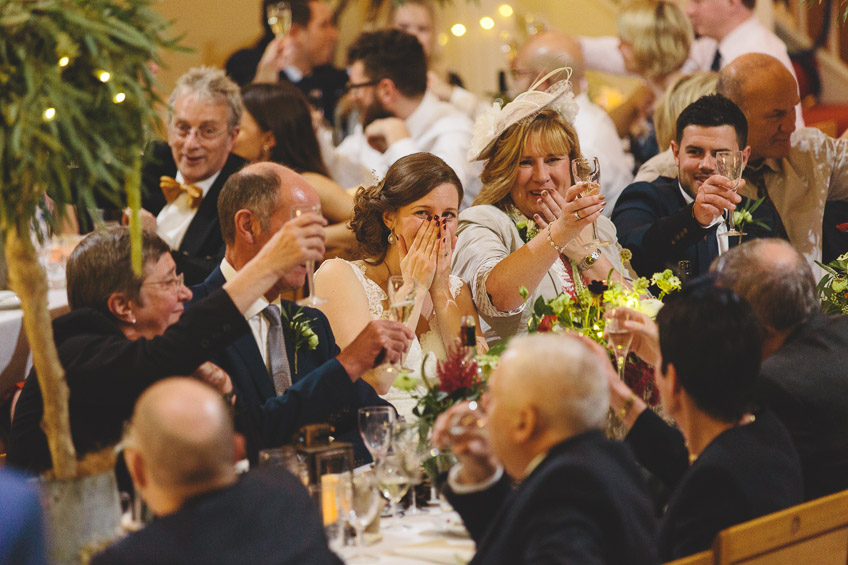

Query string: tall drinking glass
358 406 395 462
340 471 382 563
266 2 292 38
716 149 746 237
290 203 326 306
571 157 611 250
605 311 633 381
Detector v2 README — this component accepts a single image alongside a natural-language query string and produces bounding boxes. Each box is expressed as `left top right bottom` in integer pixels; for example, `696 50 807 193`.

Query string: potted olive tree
0 1 179 561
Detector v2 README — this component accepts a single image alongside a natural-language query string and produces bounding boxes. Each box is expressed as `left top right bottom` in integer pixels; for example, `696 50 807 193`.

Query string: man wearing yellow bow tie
139 67 247 285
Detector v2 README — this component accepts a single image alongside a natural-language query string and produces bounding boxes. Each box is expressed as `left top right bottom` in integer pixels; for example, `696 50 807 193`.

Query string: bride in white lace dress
315 153 486 420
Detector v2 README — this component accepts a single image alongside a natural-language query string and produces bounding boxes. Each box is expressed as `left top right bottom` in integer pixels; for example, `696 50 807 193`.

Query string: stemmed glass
716 149 746 237
378 275 417 377
605 310 633 381
339 471 382 563
358 406 395 462
266 2 292 38
571 157 611 250
393 422 428 515
375 453 413 530
290 203 326 306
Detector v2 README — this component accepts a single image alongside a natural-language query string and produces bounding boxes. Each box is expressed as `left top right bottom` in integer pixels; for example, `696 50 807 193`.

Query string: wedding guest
91 378 341 565
233 82 355 253
228 0 346 125
314 153 484 419
612 94 785 278
454 75 632 346
137 67 247 285
713 239 848 500
433 333 658 564
7 219 407 473
605 279 803 560
510 31 633 212
634 54 848 273
324 29 480 205
191 161 412 459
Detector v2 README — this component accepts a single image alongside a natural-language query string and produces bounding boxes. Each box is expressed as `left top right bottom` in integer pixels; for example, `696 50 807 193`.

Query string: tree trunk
5 226 76 478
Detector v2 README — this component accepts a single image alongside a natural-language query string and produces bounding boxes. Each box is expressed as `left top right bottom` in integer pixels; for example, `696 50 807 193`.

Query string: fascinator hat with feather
468 67 580 162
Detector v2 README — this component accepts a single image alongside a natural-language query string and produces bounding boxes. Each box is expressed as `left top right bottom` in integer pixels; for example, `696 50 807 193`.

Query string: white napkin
0 291 21 310
391 539 475 564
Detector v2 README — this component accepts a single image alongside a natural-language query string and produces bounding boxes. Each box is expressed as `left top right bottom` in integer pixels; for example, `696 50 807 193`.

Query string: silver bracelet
577 249 601 272
545 224 565 255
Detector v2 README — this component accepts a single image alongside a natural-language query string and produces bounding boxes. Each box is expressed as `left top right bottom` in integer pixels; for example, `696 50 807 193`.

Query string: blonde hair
617 0 693 80
653 72 718 150
474 109 581 210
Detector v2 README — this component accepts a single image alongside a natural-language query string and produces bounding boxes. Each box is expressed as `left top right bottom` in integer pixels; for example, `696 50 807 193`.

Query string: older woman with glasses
8 221 325 474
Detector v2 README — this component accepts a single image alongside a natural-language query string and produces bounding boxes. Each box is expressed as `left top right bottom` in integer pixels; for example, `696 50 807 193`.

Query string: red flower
837 222 848 232
623 356 660 406
537 314 558 333
437 342 479 394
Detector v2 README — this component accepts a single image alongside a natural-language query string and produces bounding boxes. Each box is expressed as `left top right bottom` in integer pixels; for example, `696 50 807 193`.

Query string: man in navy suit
612 94 784 278
137 67 246 285
191 161 410 460
433 334 658 565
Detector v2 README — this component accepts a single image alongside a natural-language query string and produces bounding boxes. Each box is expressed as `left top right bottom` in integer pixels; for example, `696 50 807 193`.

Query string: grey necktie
262 305 293 395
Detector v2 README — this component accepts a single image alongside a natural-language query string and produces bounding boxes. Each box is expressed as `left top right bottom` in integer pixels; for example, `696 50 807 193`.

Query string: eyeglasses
143 272 185 291
170 123 229 142
345 78 381 92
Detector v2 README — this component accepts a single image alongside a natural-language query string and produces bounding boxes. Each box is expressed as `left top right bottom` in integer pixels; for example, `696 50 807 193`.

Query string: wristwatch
577 249 601 272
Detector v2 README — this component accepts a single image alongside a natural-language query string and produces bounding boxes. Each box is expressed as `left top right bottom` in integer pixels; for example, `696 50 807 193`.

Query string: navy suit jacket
141 141 246 285
445 430 658 565
191 268 389 459
612 176 783 278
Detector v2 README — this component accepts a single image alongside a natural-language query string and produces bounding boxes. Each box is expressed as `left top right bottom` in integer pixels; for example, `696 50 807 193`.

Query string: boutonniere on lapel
280 307 319 370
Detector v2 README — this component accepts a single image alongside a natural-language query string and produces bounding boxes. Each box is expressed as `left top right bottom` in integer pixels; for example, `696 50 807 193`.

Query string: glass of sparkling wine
375 453 413 529
605 311 633 381
571 156 611 250
290 204 326 306
716 149 746 237
379 275 416 376
266 2 292 38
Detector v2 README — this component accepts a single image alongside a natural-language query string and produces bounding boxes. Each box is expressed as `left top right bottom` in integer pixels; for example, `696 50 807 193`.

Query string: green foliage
802 0 848 24
0 0 183 234
815 252 848 315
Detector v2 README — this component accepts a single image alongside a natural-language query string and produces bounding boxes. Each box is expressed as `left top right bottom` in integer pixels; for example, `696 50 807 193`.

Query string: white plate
0 291 21 310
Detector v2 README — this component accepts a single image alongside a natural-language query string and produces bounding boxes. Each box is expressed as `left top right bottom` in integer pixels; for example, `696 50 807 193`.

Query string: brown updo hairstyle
474 109 582 211
351 152 463 264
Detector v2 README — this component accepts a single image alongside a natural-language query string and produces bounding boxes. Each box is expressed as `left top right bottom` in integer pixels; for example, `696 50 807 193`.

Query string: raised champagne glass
266 2 292 38
605 312 633 381
290 203 326 306
571 156 611 250
716 149 746 237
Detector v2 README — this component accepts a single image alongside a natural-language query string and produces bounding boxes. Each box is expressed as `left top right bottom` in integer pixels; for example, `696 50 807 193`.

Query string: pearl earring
387 232 397 245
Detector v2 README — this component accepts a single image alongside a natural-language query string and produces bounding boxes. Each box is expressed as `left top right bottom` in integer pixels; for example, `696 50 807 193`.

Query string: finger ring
574 211 581 221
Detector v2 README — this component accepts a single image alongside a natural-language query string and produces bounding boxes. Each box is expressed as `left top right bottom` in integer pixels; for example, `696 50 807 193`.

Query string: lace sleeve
347 261 389 320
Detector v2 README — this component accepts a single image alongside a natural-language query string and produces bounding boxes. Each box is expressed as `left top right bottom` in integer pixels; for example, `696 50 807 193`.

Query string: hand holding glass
716 149 745 237
571 157 610 250
290 204 326 306
605 310 633 381
266 2 292 38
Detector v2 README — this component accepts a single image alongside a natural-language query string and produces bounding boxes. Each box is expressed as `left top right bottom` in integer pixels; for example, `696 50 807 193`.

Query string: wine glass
393 422 428 515
266 2 292 38
571 157 611 250
447 400 487 439
386 275 417 324
605 310 633 381
290 203 326 306
375 453 413 529
716 150 746 237
358 406 395 462
340 471 382 563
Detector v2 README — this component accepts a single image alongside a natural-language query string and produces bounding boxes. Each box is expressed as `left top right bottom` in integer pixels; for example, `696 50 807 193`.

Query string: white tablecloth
0 289 69 395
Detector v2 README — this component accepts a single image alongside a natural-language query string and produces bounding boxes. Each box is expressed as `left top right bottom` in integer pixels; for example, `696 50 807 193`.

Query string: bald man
92 379 340 564
633 54 848 272
512 32 633 211
434 334 657 565
191 162 410 462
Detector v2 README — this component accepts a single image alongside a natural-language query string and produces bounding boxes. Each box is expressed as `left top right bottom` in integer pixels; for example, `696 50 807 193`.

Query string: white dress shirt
574 92 634 215
156 170 221 250
324 91 482 208
220 259 281 373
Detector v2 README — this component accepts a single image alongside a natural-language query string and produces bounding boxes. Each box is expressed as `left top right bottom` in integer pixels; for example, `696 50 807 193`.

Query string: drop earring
387 232 397 245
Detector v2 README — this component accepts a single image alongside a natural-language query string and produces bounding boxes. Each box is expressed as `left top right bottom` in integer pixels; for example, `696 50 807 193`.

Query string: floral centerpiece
815 251 848 315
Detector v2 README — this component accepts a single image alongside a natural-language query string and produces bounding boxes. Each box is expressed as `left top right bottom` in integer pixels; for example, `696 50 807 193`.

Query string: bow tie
160 176 203 209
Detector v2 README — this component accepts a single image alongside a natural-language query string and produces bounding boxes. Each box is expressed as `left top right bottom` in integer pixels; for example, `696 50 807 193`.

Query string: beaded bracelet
545 224 566 255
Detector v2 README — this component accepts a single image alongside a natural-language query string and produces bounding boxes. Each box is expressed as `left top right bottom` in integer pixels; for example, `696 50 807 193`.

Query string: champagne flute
571 157 611 250
290 203 326 306
375 453 413 530
386 275 416 324
716 149 746 237
340 472 382 563
605 311 633 381
358 406 395 462
266 1 292 38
